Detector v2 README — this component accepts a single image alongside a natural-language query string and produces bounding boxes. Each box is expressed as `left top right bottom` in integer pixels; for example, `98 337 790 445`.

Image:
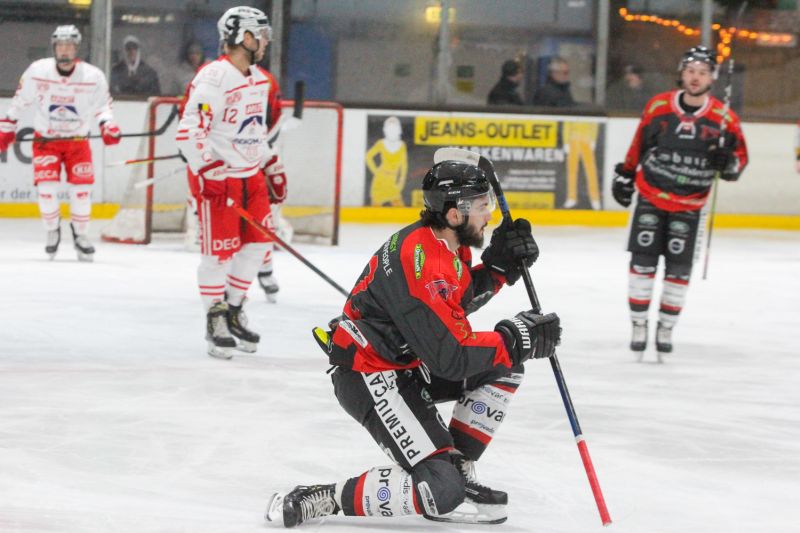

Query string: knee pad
411 456 465 516
664 260 692 281
630 252 658 272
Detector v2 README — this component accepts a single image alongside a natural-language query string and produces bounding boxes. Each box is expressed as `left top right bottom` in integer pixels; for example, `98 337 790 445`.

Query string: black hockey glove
612 163 635 207
708 145 736 177
495 310 561 365
481 218 539 286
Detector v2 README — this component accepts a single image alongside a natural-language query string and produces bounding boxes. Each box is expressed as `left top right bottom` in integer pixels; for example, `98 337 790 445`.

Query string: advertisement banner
364 113 605 210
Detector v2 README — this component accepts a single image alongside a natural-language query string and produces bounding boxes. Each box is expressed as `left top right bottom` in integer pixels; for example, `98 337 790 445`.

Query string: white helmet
51 25 82 46
217 6 271 46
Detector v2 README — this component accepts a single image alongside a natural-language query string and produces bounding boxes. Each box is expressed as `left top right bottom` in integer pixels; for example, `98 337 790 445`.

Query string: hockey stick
226 198 349 298
702 3 746 280
267 80 306 147
107 153 183 167
434 147 612 526
133 166 185 190
18 104 179 144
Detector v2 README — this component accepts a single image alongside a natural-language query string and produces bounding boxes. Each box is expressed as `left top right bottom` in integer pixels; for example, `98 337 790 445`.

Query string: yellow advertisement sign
414 117 558 148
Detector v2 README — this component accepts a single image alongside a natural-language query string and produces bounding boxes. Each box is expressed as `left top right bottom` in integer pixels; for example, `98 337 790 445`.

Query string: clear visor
456 190 496 216
254 26 272 41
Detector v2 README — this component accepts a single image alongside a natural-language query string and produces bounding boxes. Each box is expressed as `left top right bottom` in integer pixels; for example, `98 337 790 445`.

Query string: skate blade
47 253 57 261
424 501 507 525
264 492 286 526
208 343 233 360
265 293 277 304
76 252 94 262
234 340 258 353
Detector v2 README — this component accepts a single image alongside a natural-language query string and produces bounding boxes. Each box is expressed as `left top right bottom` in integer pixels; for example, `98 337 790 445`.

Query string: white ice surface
1 219 799 533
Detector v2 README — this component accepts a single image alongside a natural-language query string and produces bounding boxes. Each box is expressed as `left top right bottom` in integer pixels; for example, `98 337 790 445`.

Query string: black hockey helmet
422 161 495 216
678 46 718 78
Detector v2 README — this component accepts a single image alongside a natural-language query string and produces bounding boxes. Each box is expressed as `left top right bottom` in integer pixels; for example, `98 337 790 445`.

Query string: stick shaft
227 199 349 298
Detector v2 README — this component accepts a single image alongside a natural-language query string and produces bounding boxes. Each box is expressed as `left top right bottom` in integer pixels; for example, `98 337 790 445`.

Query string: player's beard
684 81 712 97
56 55 74 66
456 219 485 248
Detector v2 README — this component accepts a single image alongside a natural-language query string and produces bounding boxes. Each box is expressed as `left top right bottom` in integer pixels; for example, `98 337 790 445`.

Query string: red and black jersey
620 90 748 212
328 221 512 381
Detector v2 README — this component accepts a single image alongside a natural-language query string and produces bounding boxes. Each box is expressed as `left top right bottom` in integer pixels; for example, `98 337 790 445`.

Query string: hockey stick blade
293 80 305 119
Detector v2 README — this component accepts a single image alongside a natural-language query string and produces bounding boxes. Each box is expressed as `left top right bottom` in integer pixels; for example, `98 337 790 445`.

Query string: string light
617 8 795 63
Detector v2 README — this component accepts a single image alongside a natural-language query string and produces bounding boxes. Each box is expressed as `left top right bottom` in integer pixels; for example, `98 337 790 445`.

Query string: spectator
169 40 211 96
487 59 524 106
532 56 576 108
110 35 161 96
607 64 651 112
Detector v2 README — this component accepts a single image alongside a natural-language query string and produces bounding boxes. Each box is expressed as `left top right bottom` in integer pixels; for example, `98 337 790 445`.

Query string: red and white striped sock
659 275 689 328
226 242 269 306
37 183 60 231
629 264 656 323
68 185 92 235
198 255 227 311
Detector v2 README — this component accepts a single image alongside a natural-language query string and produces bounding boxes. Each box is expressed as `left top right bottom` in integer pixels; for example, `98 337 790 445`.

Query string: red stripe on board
449 419 491 445
354 473 366 516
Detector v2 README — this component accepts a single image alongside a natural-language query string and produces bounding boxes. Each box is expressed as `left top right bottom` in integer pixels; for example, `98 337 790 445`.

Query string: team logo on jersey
37 82 49 92
232 115 264 161
413 244 425 279
700 124 720 141
48 104 82 133
675 120 697 140
225 92 242 106
425 279 458 302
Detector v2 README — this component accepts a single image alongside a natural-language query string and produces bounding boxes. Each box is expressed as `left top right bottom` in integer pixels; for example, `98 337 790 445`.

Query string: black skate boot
206 301 236 359
655 322 673 363
424 452 508 524
265 484 339 528
227 301 260 353
70 223 95 262
630 320 648 359
257 269 279 303
45 226 61 260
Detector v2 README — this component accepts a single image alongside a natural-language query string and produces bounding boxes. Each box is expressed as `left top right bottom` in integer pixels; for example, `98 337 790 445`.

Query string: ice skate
227 301 260 353
45 227 61 260
424 452 508 525
206 301 236 359
258 270 279 303
563 198 578 209
70 223 94 262
265 484 339 528
655 322 673 363
630 320 648 361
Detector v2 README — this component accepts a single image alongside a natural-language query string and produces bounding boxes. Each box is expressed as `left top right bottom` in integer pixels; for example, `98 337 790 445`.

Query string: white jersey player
176 6 278 359
0 25 120 261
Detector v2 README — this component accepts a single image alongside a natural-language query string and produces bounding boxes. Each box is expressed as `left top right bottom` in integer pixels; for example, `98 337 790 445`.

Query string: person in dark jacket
110 35 161 96
532 56 576 108
265 152 561 528
487 59 524 106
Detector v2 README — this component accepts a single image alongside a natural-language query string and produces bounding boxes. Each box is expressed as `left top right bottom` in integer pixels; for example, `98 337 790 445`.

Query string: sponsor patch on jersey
413 244 425 279
232 115 265 161
200 65 223 87
33 155 59 166
245 102 263 115
225 92 242 106
453 257 463 280
388 232 399 253
71 162 93 178
48 104 82 133
675 120 697 140
51 95 75 105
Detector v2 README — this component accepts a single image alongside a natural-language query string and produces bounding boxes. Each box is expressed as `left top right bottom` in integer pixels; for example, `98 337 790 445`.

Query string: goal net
101 96 343 245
